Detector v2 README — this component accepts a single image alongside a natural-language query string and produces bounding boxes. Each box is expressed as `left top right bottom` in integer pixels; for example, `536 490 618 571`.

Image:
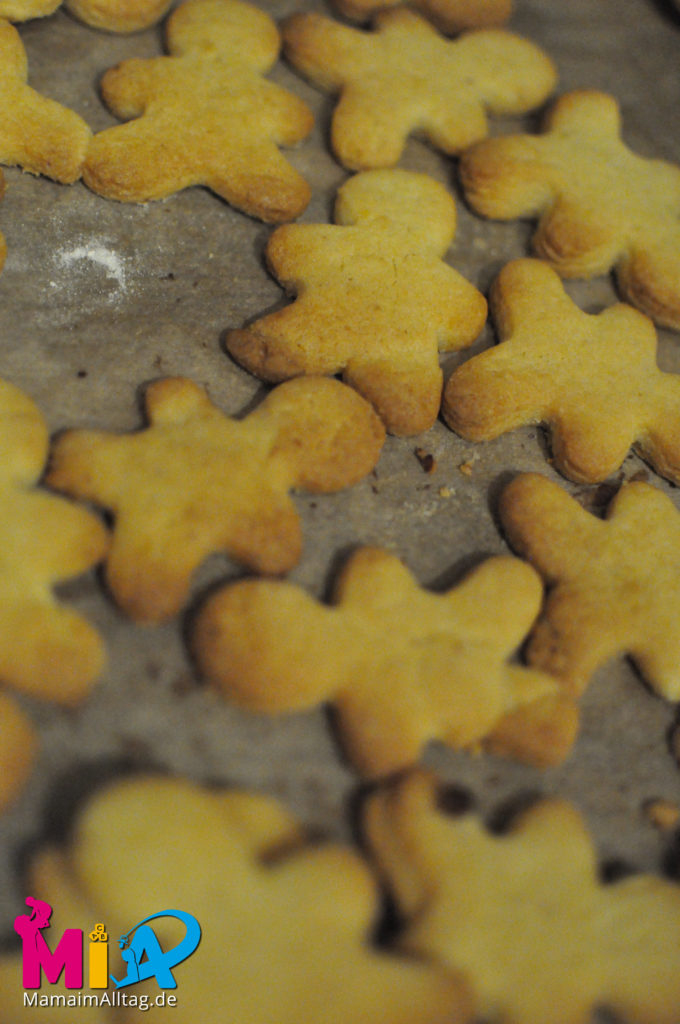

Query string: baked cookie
282 9 556 170
459 89 680 331
499 472 680 699
47 376 384 623
364 769 680 1024
64 0 172 32
443 259 680 483
0 0 60 19
0 378 108 810
331 0 511 35
193 546 577 777
227 169 487 436
83 0 314 221
0 18 91 182
0 774 472 1024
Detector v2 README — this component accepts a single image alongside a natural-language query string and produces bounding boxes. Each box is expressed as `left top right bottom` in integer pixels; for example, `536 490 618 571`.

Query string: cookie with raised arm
364 769 680 1024
0 774 473 1024
0 18 91 182
282 9 556 170
227 170 486 436
83 0 314 221
443 259 680 483
47 376 384 623
193 546 577 777
460 90 680 330
499 472 680 699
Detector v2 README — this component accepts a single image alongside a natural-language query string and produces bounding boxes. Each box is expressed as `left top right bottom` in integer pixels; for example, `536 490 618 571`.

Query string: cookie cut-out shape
64 0 172 33
282 10 556 171
0 378 108 811
460 90 680 331
0 0 60 19
443 259 680 483
499 472 680 700
364 770 680 1024
0 18 91 182
227 170 487 436
47 376 385 623
0 775 473 1024
332 0 511 35
193 546 577 777
83 0 314 221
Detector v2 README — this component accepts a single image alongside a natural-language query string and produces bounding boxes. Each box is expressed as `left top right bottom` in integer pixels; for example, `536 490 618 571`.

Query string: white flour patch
53 242 128 294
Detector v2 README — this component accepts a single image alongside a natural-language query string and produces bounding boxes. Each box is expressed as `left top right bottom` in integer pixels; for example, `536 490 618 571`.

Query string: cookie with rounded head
0 19 91 182
282 9 555 171
443 259 680 483
227 170 487 436
364 769 680 1024
194 546 577 777
47 376 384 623
83 0 313 221
331 0 511 34
499 472 680 700
0 774 473 1024
460 90 680 331
64 0 172 32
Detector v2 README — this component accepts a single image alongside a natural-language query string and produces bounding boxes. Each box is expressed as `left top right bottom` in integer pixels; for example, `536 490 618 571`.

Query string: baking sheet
1 0 680 1007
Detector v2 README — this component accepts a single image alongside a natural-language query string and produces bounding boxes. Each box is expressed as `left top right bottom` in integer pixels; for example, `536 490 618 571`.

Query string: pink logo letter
14 898 83 989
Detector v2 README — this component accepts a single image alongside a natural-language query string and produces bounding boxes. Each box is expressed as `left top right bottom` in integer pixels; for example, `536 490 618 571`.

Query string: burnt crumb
308 501 318 509
76 369 88 378
414 447 437 473
153 354 163 370
371 484 379 494
161 272 175 281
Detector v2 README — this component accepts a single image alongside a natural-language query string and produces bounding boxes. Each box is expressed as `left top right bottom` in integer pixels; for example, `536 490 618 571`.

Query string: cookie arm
283 13 372 91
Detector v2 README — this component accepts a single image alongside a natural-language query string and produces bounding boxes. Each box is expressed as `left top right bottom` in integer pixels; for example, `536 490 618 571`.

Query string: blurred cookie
331 0 511 35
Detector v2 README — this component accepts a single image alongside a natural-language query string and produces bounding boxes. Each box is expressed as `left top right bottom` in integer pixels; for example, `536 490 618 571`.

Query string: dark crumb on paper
76 369 88 378
414 447 437 473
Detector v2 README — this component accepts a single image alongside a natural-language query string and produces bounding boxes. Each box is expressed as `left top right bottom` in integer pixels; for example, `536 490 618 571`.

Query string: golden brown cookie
64 0 172 32
193 546 577 777
0 774 473 1024
227 169 487 436
0 378 108 811
83 0 314 221
443 258 680 483
282 9 556 170
459 89 680 331
0 18 91 182
364 769 680 1024
0 0 60 20
47 376 385 623
331 0 511 34
499 472 680 700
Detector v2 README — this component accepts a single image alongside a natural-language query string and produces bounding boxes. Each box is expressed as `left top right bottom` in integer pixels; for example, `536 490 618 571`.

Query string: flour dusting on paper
54 241 127 293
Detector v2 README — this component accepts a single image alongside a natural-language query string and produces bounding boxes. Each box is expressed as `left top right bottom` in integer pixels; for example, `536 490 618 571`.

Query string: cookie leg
344 356 443 435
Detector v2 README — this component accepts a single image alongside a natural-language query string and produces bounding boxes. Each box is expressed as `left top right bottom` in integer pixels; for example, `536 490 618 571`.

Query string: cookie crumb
438 486 452 498
459 460 474 476
643 798 680 831
414 447 437 473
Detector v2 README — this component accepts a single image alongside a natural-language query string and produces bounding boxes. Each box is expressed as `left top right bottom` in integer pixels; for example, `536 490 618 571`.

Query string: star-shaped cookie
47 376 384 623
364 770 680 1024
0 18 91 182
0 378 108 810
227 169 487 436
282 9 556 170
460 89 680 330
499 472 680 699
83 0 314 221
0 774 473 1024
193 546 577 777
443 259 680 483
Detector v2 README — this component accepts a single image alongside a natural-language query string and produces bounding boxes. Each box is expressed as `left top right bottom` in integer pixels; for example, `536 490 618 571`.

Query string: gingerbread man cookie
0 774 472 1024
0 18 91 182
0 378 108 810
83 0 314 221
443 259 680 483
282 9 556 171
47 376 384 623
331 0 511 34
460 90 680 330
227 170 487 436
499 472 680 700
365 770 680 1024
0 0 169 30
193 547 577 777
